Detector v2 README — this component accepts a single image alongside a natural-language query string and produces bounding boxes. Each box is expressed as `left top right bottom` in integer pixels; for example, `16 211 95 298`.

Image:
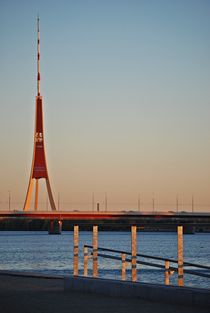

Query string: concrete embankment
0 272 209 313
65 275 210 308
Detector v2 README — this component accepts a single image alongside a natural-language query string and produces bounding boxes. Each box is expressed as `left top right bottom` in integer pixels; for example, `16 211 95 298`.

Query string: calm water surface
0 231 209 289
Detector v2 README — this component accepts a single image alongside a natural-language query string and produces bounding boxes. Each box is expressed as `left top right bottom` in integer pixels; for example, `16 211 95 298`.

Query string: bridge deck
0 211 210 226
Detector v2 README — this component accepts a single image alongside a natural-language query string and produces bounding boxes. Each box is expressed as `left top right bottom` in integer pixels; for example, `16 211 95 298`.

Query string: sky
0 0 210 211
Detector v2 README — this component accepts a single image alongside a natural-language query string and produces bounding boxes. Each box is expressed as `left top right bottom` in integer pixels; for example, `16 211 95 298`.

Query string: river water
0 231 209 289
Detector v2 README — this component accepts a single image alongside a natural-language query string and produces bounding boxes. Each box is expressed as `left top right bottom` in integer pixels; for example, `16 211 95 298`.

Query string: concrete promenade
0 273 209 313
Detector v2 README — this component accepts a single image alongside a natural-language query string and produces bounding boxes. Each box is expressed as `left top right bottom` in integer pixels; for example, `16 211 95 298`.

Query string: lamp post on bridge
138 194 140 212
92 192 94 212
192 195 194 213
8 190 11 211
105 192 107 212
152 194 155 213
176 195 179 214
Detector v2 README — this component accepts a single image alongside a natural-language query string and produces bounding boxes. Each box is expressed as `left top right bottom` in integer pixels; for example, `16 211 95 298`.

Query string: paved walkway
0 274 209 313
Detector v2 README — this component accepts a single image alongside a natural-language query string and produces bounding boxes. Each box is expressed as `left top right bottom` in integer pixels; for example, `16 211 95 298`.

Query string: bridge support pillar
183 225 195 234
48 220 62 235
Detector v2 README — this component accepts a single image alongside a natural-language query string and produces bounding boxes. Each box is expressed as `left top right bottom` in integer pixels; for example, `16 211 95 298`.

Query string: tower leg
23 178 34 211
46 178 57 211
34 179 39 210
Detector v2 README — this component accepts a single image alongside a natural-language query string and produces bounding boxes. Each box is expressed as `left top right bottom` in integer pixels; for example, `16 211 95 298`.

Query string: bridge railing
83 245 210 283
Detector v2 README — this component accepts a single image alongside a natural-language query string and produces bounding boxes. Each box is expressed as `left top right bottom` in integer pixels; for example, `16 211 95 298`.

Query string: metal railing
72 225 210 287
84 245 210 283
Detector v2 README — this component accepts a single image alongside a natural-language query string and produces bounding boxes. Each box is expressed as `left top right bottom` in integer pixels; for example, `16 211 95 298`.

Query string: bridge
0 211 210 234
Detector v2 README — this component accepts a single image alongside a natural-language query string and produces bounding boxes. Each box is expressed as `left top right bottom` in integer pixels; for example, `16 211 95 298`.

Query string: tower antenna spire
37 15 41 96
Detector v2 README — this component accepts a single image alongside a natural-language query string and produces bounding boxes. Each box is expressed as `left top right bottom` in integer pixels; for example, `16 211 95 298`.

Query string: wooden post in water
73 225 79 276
177 225 184 286
93 225 98 278
84 246 88 276
131 225 137 282
165 260 170 285
121 253 126 281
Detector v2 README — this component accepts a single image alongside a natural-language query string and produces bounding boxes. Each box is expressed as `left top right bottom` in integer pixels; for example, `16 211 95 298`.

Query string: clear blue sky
0 0 210 211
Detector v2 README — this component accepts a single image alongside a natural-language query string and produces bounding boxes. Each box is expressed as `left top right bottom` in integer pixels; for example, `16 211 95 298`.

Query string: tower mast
23 18 57 211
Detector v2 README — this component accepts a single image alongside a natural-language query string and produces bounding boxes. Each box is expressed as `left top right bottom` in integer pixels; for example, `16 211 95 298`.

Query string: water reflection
0 231 209 289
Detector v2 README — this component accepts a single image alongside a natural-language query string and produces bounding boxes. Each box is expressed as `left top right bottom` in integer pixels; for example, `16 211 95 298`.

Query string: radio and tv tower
23 18 56 211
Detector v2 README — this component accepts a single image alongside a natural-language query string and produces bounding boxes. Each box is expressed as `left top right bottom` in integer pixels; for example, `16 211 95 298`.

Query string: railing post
121 253 126 281
84 246 88 277
177 225 184 286
131 225 137 282
73 225 79 276
165 260 170 285
93 225 98 278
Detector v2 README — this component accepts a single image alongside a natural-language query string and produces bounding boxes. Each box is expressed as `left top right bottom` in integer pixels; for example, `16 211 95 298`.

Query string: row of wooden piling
73 225 184 286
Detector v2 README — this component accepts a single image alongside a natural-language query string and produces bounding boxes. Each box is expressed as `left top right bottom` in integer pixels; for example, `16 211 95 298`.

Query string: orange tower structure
23 18 56 211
